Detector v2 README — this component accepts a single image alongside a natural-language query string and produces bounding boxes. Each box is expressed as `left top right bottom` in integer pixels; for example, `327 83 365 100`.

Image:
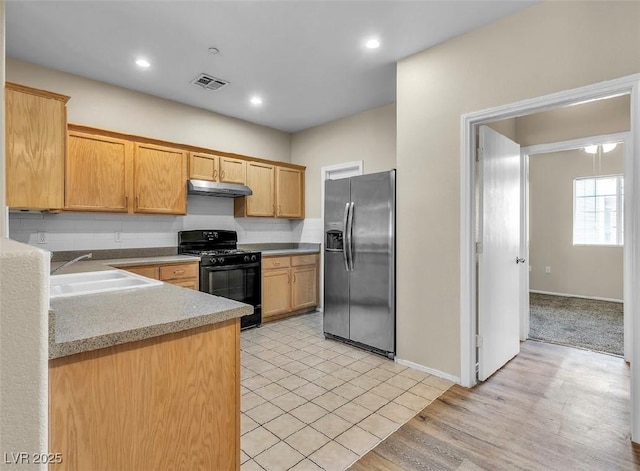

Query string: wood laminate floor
350 340 640 471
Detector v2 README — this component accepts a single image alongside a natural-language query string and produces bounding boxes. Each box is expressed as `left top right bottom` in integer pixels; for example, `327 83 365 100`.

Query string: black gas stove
178 230 261 329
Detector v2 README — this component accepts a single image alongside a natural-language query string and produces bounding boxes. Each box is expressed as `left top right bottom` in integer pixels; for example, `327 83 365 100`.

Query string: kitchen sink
50 270 163 298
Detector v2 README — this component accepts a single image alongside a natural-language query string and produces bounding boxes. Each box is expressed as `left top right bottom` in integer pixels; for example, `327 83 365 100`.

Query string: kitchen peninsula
48 257 252 471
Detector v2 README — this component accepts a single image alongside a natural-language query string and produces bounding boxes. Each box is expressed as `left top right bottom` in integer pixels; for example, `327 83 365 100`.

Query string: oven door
200 263 261 309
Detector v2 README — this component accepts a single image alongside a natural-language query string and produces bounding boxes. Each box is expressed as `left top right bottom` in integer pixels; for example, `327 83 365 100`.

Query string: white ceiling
6 1 536 133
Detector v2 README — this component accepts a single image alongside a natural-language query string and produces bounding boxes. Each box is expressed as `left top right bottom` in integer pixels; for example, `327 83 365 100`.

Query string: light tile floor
240 312 453 471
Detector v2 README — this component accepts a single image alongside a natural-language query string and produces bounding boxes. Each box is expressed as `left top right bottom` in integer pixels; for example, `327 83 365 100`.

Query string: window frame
572 174 624 247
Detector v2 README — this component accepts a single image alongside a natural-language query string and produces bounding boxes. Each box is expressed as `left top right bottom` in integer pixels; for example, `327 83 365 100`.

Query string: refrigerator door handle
346 201 355 271
342 202 350 272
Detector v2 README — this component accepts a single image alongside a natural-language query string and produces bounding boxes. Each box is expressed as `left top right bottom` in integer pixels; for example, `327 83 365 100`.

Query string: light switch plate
37 231 47 244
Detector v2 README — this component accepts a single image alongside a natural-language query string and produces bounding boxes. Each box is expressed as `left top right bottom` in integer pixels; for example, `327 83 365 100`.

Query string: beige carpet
529 293 623 356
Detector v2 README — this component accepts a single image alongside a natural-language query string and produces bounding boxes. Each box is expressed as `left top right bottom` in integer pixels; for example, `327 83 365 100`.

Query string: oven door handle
202 262 260 271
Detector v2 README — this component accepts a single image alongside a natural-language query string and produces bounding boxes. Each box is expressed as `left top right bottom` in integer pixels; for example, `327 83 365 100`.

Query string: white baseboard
530 289 623 304
394 357 460 384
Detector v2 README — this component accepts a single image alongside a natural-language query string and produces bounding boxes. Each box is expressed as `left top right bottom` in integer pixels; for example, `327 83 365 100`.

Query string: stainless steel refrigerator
323 170 395 357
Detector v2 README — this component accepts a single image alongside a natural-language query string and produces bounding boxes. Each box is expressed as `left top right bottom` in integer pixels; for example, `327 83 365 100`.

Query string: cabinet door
276 167 304 219
262 268 291 319
219 157 246 184
5 85 68 210
189 152 218 182
245 162 275 217
291 265 318 310
66 132 132 212
134 143 187 214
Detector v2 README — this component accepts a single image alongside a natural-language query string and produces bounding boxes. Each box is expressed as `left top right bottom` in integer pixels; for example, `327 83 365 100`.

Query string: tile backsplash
9 196 295 252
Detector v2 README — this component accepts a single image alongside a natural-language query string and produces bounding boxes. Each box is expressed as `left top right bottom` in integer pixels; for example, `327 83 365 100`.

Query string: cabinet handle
213 169 218 179
135 196 139 208
273 262 280 266
221 170 225 180
273 204 275 214
279 205 282 216
288 273 290 284
125 196 129 208
174 270 185 274
293 273 296 282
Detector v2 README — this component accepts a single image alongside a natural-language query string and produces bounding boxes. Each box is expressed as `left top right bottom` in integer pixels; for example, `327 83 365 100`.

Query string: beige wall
530 147 624 300
516 94 630 146
6 58 291 162
396 1 640 377
291 104 396 218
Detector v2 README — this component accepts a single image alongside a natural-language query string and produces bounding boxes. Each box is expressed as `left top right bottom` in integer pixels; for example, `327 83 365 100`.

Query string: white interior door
478 125 522 381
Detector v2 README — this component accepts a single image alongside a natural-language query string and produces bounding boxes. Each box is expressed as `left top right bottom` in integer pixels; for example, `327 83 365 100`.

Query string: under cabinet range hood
187 179 252 198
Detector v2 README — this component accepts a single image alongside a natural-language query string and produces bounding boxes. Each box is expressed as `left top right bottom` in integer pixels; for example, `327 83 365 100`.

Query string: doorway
523 133 628 358
460 74 640 440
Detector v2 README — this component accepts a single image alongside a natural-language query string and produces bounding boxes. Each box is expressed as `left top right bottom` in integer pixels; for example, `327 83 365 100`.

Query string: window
573 175 624 245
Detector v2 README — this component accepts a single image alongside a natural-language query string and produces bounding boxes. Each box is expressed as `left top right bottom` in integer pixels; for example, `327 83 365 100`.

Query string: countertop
49 255 251 359
261 248 319 256
238 243 321 257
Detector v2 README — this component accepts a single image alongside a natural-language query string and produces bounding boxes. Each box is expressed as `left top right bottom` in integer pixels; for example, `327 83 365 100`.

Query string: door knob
516 257 526 264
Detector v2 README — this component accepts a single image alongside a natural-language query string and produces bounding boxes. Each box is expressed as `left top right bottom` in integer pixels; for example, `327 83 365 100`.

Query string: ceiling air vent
191 73 229 91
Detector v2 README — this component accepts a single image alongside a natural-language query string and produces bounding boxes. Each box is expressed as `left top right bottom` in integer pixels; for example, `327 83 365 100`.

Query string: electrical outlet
37 231 47 244
545 266 551 274
114 232 123 243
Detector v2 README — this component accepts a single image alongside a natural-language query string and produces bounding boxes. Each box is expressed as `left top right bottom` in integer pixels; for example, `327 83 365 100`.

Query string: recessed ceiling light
365 38 380 49
135 58 151 68
250 96 263 106
208 47 220 55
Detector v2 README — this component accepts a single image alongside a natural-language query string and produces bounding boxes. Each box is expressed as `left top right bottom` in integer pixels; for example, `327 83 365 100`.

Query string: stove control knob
251 255 257 262
218 257 224 264
244 255 250 262
210 258 217 264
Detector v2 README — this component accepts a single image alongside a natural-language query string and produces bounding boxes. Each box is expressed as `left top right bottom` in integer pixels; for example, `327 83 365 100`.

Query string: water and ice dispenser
326 230 344 251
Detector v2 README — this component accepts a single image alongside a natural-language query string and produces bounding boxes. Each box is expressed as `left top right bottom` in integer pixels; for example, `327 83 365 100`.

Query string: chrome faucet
50 253 93 275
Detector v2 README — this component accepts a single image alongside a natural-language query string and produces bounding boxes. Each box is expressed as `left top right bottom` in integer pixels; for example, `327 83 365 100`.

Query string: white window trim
572 174 624 246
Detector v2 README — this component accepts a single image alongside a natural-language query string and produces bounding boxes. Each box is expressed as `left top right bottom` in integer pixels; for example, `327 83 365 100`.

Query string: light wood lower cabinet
49 319 240 471
120 260 199 290
263 268 292 318
262 254 318 322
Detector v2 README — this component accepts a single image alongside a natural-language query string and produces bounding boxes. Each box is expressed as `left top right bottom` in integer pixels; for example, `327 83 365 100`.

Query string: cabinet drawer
262 257 290 269
159 263 199 281
167 279 199 290
291 254 318 267
121 265 160 279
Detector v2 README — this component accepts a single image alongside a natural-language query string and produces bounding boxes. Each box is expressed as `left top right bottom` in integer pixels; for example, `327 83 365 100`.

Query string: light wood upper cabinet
134 143 188 215
189 152 246 185
276 167 304 218
236 163 305 219
238 161 275 217
189 152 218 181
66 131 132 212
219 156 246 184
5 83 69 210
